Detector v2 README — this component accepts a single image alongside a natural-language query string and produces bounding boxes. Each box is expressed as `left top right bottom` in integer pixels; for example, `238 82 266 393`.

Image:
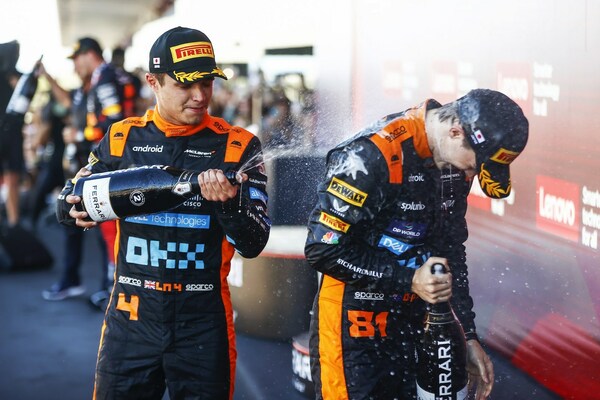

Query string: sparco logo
400 201 425 211
132 145 164 153
130 190 146 206
118 276 142 287
186 283 214 291
354 291 384 301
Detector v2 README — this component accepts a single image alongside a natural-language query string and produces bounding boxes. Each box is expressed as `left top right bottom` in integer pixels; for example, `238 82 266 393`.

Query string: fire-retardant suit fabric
57 108 270 399
305 100 477 400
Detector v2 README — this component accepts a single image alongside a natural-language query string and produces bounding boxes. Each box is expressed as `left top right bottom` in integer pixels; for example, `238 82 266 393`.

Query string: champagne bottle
72 165 241 222
416 263 468 400
5 56 41 116
1 57 41 143
73 165 201 222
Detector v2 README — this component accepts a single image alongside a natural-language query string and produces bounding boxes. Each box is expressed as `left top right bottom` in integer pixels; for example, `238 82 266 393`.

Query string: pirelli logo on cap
319 212 350 233
490 148 519 165
171 41 214 63
327 177 367 207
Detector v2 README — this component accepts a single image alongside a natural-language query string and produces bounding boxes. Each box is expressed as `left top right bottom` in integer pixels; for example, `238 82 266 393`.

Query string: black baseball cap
149 26 227 83
457 89 529 199
68 37 103 59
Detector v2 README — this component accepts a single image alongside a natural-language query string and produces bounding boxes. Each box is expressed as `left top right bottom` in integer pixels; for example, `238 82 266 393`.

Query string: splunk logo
536 175 579 242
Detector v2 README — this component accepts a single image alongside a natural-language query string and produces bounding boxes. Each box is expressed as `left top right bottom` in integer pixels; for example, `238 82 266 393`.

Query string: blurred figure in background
261 91 298 148
110 47 143 116
40 37 136 307
0 40 26 227
39 60 106 302
25 92 68 226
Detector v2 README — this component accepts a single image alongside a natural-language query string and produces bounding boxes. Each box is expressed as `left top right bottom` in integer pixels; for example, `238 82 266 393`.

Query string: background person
0 40 28 228
305 89 528 399
56 26 271 399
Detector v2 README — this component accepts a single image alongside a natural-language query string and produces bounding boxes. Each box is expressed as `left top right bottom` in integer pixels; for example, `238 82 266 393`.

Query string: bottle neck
426 301 455 324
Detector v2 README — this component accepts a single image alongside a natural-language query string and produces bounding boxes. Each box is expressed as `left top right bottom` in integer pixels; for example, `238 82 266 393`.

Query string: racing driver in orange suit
56 27 270 399
305 89 528 400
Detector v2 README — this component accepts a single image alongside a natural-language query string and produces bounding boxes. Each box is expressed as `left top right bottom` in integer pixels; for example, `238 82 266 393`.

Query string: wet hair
436 102 459 124
438 101 471 149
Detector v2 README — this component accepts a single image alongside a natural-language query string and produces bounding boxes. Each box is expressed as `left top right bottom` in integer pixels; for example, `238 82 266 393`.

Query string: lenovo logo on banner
536 175 579 242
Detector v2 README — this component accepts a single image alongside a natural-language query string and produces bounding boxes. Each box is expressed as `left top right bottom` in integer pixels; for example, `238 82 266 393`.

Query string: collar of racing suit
402 99 441 160
148 106 211 137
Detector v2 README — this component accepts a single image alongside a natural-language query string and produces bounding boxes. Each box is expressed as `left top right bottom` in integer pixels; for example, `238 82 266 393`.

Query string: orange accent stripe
404 103 432 159
224 127 254 164
152 107 209 137
369 131 404 184
318 275 349 400
93 221 121 400
220 238 237 400
92 320 108 400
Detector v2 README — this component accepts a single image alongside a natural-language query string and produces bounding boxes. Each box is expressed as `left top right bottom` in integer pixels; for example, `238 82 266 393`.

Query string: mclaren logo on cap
490 148 519 165
171 41 214 63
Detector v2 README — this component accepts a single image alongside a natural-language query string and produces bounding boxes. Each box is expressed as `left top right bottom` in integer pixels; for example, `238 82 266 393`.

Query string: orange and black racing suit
57 108 270 399
305 100 478 400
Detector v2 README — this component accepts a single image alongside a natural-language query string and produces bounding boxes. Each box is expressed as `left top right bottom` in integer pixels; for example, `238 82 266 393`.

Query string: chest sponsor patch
125 212 210 229
378 234 413 256
326 177 367 207
386 220 428 239
249 187 268 205
184 148 215 158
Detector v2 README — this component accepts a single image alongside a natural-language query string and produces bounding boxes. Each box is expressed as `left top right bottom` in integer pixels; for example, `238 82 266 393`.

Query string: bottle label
416 382 468 400
81 177 118 221
8 95 30 115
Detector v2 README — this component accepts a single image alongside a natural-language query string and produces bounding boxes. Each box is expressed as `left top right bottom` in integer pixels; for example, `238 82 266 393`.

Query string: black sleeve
214 136 271 258
304 139 416 293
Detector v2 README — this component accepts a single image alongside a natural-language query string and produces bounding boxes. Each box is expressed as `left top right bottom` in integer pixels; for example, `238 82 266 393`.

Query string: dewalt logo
327 177 367 207
319 212 350 233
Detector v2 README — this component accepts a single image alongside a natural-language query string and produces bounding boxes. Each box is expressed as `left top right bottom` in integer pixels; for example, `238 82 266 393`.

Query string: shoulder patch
369 119 412 184
109 115 149 157
225 125 256 164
